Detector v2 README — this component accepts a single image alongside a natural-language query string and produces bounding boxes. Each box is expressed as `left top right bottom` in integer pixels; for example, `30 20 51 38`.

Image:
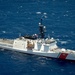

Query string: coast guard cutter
0 19 75 61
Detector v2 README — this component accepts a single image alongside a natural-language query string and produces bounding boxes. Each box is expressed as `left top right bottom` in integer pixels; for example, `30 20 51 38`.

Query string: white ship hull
0 44 59 58
0 38 75 61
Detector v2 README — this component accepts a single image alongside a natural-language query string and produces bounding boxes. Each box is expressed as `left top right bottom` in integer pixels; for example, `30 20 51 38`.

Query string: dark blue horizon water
0 0 75 75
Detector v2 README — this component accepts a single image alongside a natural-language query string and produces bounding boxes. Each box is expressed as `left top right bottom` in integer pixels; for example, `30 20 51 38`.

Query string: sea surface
0 0 75 75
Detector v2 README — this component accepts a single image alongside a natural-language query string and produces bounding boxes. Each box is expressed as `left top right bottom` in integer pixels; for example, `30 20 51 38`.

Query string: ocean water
0 0 75 75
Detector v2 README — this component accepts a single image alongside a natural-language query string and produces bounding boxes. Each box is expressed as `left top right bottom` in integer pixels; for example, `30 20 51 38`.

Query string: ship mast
39 18 46 39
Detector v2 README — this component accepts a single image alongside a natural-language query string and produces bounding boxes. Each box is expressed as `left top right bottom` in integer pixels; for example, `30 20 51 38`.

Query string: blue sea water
0 0 75 75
